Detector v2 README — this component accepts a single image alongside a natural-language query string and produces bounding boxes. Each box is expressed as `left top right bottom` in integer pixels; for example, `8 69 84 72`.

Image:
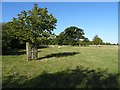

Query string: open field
2 45 119 88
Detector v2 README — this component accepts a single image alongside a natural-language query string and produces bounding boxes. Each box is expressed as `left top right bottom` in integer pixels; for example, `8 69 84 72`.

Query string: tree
57 26 85 45
2 23 12 52
9 4 57 46
83 38 90 46
92 35 103 45
56 32 66 45
105 42 111 45
4 4 57 60
2 22 25 51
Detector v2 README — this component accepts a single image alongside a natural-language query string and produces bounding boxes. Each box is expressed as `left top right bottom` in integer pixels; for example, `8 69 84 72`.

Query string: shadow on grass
2 74 28 88
2 49 26 55
37 52 79 60
2 66 120 88
37 45 49 49
2 45 49 55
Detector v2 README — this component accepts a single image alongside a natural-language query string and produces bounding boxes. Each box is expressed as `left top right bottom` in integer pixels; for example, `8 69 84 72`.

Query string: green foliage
2 22 24 53
56 26 92 46
2 23 11 50
4 4 57 46
92 35 103 45
82 38 90 46
64 26 85 40
56 26 85 45
56 32 66 45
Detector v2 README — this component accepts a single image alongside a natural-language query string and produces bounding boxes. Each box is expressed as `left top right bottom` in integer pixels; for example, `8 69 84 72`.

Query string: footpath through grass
2 45 119 88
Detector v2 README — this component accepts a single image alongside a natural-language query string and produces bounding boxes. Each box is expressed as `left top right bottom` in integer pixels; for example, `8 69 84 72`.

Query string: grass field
2 45 119 88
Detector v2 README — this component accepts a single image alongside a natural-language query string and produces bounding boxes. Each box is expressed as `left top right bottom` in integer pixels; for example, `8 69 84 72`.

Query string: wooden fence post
26 42 31 61
26 42 38 61
31 47 38 60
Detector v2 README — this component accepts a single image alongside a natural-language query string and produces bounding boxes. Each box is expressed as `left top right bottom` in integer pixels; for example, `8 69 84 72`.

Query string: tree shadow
2 66 120 88
2 45 49 56
2 49 26 56
37 52 79 60
2 74 28 88
37 45 49 49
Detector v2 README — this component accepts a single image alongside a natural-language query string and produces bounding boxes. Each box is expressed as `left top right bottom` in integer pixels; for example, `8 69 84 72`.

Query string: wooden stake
26 42 31 61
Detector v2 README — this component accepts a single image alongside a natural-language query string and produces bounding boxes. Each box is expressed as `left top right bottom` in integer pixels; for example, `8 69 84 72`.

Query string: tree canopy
92 35 103 45
5 4 57 46
56 26 85 45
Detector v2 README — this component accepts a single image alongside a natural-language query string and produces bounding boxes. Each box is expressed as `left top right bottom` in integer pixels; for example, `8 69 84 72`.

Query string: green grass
2 45 119 88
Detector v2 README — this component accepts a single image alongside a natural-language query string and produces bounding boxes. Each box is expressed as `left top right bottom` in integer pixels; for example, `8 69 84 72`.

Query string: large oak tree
7 4 57 47
2 4 57 60
57 26 85 45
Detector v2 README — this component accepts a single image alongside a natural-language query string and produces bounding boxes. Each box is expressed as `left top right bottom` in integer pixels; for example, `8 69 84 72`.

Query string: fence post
26 42 31 61
34 47 38 60
26 42 38 61
31 47 38 60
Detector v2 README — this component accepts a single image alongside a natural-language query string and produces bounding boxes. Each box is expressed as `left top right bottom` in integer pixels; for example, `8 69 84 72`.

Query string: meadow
2 45 119 88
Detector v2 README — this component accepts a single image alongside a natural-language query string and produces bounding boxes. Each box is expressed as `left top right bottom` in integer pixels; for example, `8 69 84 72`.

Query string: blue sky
2 2 118 43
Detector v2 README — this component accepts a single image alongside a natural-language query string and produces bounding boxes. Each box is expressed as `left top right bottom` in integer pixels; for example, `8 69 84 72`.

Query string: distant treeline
2 22 118 52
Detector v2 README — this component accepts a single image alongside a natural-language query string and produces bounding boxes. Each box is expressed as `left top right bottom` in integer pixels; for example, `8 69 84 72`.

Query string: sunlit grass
2 45 119 88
